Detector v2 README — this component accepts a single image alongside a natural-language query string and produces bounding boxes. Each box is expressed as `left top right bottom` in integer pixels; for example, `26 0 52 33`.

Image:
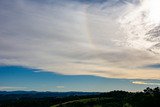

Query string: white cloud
119 0 160 54
56 86 65 89
132 81 160 85
0 86 27 90
0 0 160 79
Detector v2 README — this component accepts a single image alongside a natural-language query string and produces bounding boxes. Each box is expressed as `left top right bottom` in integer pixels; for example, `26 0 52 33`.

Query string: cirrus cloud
0 0 160 79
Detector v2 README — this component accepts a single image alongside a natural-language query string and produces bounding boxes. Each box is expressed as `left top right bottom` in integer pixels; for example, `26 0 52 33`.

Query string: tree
153 87 160 94
144 87 153 94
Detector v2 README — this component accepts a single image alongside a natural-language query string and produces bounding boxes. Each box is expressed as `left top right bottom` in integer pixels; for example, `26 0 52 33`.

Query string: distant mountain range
0 91 99 100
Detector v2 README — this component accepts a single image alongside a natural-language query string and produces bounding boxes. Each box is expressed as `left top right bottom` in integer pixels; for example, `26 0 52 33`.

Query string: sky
0 0 160 92
0 66 160 92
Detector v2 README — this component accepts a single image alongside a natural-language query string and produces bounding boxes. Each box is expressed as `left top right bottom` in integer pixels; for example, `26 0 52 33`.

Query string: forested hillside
0 87 160 107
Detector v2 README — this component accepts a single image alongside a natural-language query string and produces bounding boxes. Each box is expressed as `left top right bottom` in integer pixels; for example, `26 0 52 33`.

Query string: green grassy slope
51 97 123 107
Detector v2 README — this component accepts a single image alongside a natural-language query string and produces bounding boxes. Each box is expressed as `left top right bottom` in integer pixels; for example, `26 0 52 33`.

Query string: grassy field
50 97 117 107
51 98 98 107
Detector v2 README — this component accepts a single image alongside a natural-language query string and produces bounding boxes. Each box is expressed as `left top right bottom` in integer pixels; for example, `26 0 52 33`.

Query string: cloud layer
0 0 160 79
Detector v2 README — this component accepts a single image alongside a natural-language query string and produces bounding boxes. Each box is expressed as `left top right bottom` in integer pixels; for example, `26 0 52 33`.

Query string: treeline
54 87 160 107
0 87 160 107
0 93 98 107
98 87 160 107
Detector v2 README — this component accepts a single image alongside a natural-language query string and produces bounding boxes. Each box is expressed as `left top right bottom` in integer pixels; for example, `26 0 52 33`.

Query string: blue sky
0 66 159 92
0 0 160 92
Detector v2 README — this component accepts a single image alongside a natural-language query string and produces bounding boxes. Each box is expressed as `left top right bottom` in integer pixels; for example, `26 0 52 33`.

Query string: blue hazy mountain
0 91 99 100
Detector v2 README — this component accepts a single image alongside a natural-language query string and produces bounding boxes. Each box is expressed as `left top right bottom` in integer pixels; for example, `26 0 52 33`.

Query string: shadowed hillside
50 87 160 107
0 87 160 107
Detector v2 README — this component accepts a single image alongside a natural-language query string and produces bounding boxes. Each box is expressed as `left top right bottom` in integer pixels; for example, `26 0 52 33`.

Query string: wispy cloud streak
0 86 27 90
132 81 160 86
56 86 65 89
0 0 160 79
